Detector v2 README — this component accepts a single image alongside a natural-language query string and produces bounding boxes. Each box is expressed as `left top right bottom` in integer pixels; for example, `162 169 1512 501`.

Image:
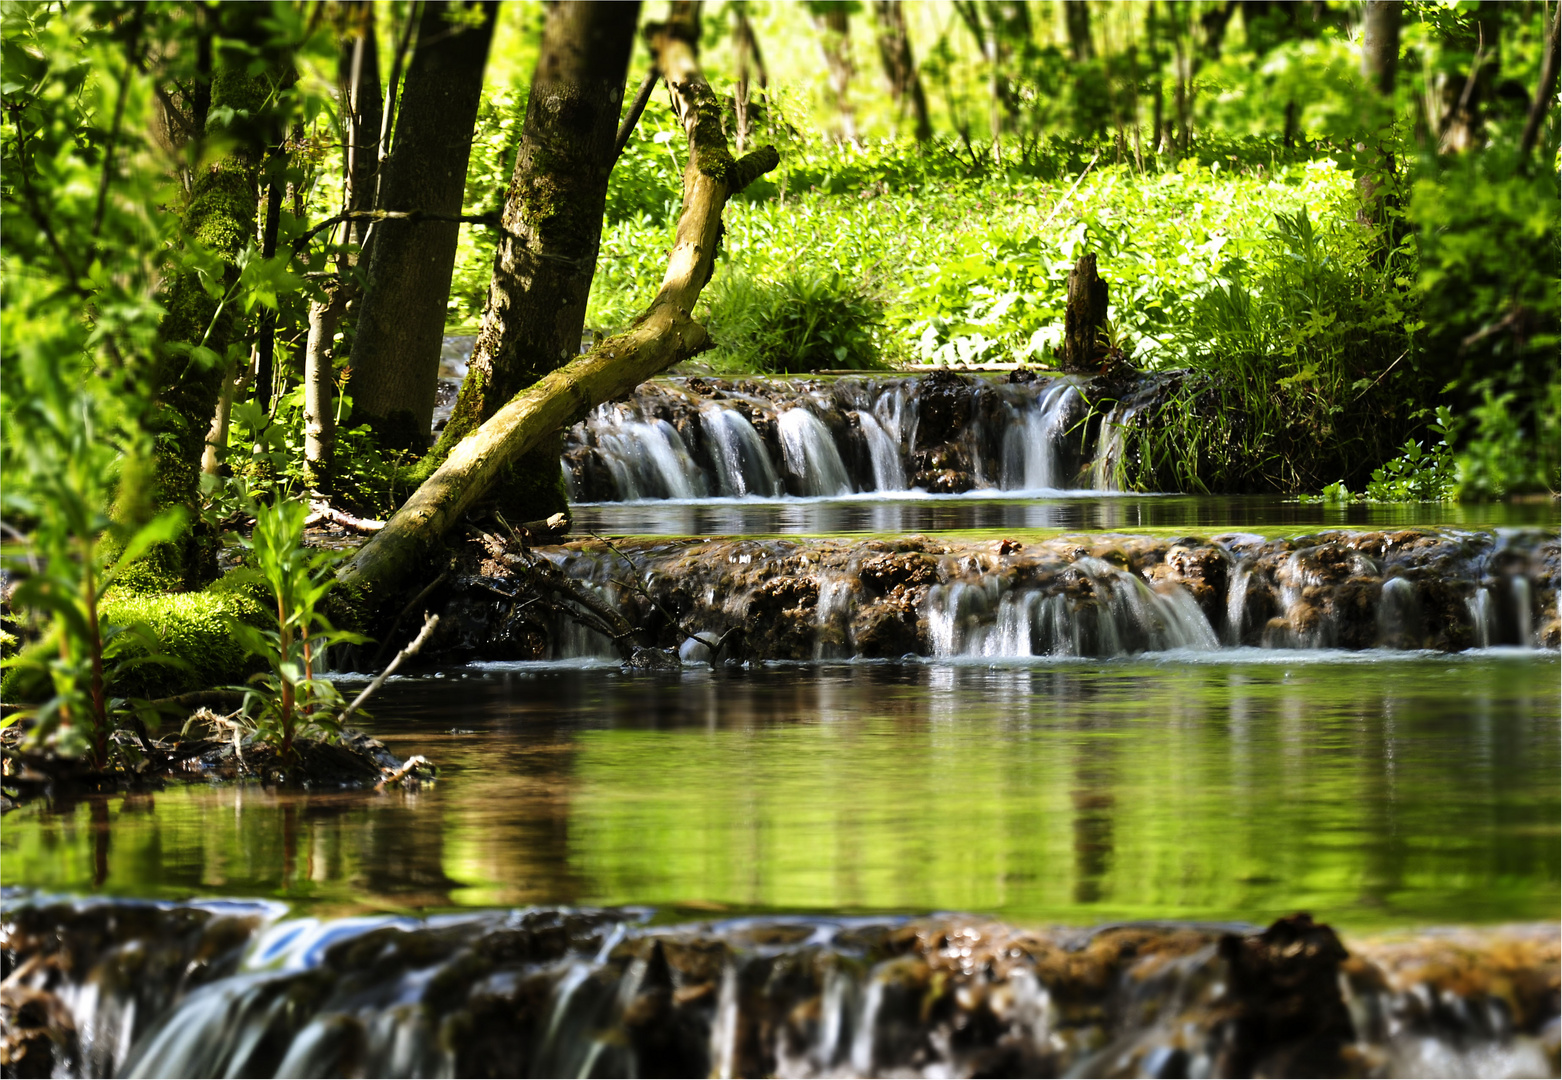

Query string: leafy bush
228 500 365 760
703 269 884 373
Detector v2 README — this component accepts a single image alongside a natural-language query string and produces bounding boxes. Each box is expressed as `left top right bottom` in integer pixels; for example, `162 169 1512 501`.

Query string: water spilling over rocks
423 528 1557 666
3 896 1555 1079
562 371 1110 501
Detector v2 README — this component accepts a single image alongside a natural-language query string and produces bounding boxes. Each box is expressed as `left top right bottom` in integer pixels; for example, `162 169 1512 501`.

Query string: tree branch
614 68 659 162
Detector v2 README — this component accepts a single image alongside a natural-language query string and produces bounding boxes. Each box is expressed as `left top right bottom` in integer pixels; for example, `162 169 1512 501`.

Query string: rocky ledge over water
1 897 1556 1079
416 527 1558 666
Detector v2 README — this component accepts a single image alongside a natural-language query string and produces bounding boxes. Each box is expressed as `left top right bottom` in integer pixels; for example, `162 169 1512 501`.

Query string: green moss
98 587 269 699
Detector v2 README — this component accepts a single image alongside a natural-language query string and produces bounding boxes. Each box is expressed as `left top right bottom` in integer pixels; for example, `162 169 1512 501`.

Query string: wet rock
623 647 681 672
912 370 974 450
859 552 941 594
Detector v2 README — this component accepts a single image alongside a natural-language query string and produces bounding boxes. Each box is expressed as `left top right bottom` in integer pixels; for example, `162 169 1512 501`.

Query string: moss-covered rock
98 587 269 699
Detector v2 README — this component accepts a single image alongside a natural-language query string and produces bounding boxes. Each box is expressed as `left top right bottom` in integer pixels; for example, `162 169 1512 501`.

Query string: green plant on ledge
228 499 365 762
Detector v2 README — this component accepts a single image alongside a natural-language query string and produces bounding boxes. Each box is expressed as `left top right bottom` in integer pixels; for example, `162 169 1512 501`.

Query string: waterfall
566 375 1101 502
1001 382 1080 490
431 530 1552 665
1090 402 1143 492
11 898 1554 1080
855 409 906 490
699 407 782 498
777 407 852 496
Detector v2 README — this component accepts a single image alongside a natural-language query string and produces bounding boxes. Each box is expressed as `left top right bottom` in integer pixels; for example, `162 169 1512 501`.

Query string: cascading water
439 529 1556 666
699 406 782 498
6 898 1556 1080
563 373 1100 502
1000 382 1080 490
777 407 852 496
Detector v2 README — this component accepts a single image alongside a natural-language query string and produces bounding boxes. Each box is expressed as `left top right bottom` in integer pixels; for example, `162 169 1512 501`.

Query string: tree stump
1062 253 1109 373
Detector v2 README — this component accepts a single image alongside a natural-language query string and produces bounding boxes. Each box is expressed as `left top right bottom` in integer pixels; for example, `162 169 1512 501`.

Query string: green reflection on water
3 654 1557 930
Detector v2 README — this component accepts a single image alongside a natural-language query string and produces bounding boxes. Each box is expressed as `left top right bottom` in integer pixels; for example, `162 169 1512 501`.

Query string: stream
3 371 1558 1078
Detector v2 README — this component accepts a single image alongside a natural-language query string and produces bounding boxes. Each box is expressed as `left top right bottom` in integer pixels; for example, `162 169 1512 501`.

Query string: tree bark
346 1 498 453
419 1 639 522
340 1 383 250
134 6 277 588
303 285 346 491
339 7 780 614
1361 0 1402 96
1358 0 1401 227
872 0 933 142
302 6 383 491
1062 254 1109 374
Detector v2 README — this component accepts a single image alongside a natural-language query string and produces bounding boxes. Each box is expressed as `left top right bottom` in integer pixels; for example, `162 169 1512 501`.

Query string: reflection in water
571 491 1558 537
3 655 1557 928
1071 735 1116 906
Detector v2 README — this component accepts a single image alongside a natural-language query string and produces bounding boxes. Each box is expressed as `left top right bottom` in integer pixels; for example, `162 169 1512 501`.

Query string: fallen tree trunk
339 5 779 612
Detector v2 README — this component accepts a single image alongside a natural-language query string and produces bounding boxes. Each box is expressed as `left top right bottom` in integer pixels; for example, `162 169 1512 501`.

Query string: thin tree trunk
339 6 780 614
813 4 861 146
1359 0 1402 226
1520 6 1561 158
347 1 498 453
418 0 639 522
341 1 382 250
1440 1 1501 153
873 0 933 142
303 285 346 490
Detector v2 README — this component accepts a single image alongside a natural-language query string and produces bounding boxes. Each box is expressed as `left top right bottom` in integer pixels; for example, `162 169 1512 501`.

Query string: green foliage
227 499 365 760
0 346 188 766
704 269 884 373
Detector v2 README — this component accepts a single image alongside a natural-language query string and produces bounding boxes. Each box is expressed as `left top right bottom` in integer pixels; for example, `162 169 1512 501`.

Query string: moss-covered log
339 6 779 613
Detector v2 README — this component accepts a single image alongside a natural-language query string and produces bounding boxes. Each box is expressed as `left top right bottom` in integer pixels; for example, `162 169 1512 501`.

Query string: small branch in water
376 753 434 790
587 531 740 661
339 612 439 726
306 501 385 533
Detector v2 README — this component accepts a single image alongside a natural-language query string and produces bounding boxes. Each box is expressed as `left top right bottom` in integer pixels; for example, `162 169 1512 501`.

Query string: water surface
5 652 1555 930
571 492 1558 537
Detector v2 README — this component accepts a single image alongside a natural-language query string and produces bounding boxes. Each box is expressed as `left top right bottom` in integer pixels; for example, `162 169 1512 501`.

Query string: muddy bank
405 527 1558 666
1 896 1555 1079
0 721 430 813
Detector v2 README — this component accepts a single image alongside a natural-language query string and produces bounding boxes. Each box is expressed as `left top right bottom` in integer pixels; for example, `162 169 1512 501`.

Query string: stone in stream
2 898 1557 1078
417 528 1557 666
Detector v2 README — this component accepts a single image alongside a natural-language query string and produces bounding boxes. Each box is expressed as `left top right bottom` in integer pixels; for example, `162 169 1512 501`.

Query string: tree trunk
1062 254 1109 374
1520 6 1560 159
1065 1 1094 62
303 286 347 491
1440 1 1501 153
339 6 780 616
812 4 860 146
341 0 383 250
873 0 933 142
1360 0 1402 96
417 0 639 523
134 7 276 588
346 1 498 454
1358 0 1401 227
